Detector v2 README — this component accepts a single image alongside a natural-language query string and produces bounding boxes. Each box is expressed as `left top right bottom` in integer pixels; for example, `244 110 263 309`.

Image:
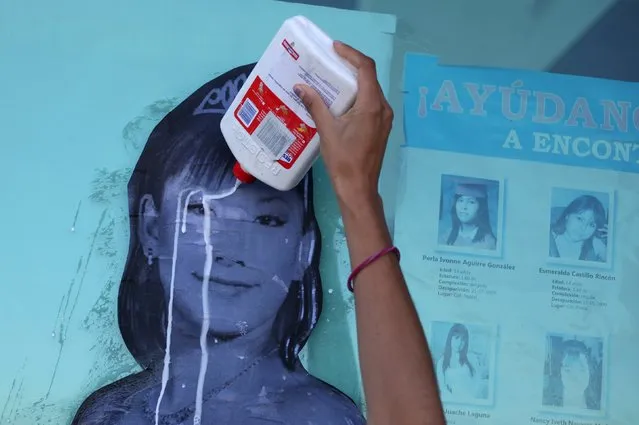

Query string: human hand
294 41 393 207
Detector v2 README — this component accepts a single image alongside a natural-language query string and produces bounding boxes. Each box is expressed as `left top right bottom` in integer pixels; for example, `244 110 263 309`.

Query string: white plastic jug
220 15 358 191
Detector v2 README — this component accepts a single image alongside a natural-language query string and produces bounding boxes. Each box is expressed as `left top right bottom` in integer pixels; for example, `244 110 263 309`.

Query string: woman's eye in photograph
254 214 285 227
187 203 207 215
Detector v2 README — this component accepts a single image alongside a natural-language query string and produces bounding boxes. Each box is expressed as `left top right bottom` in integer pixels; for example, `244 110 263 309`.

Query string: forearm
339 194 445 425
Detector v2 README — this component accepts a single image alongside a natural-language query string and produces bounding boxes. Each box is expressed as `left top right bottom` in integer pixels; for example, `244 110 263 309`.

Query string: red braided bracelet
347 246 400 292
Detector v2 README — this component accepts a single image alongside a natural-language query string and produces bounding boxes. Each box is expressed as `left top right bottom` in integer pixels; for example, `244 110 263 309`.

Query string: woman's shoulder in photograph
478 233 496 250
437 226 451 246
71 371 151 425
278 376 366 425
592 237 607 262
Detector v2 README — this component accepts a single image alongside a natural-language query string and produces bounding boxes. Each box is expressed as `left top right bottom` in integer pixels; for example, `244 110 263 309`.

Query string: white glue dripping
272 275 288 293
193 181 240 425
154 189 200 425
181 191 197 233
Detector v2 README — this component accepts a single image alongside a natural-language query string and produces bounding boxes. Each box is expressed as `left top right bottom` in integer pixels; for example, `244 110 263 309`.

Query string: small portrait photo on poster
430 321 497 406
542 333 605 415
548 187 613 268
437 174 503 257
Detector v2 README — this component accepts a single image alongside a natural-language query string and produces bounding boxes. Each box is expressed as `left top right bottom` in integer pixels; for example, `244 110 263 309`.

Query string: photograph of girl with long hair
71 63 364 425
542 334 604 413
437 175 500 252
431 322 494 405
549 188 610 264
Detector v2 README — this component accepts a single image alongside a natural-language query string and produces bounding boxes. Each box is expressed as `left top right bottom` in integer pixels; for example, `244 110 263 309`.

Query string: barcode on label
238 99 258 127
254 112 296 160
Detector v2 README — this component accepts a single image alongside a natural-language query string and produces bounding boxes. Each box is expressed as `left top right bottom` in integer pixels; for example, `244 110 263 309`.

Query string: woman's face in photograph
451 333 465 353
564 209 597 242
561 352 590 393
455 196 479 224
151 173 307 336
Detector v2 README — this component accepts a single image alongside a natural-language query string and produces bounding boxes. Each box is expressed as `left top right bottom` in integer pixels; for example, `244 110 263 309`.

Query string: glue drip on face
155 181 241 425
150 177 305 425
198 183 242 424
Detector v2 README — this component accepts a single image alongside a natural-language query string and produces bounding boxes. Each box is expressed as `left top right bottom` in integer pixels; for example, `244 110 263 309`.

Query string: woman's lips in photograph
191 271 258 288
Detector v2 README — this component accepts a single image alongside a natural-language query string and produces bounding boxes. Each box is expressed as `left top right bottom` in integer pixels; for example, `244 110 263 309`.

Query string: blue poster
397 53 639 424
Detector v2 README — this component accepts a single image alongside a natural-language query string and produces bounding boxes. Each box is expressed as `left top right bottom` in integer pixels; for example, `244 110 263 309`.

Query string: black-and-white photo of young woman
70 64 364 425
542 333 604 414
548 188 612 266
437 175 502 255
430 321 495 406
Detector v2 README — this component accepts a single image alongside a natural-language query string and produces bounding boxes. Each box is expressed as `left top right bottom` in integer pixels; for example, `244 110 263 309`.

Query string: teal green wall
0 2 395 423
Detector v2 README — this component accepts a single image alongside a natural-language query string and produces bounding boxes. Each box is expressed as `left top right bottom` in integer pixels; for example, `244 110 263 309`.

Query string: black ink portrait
71 64 364 425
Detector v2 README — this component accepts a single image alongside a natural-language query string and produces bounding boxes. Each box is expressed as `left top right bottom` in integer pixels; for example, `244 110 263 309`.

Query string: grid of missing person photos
436 174 614 269
432 174 613 416
429 320 607 417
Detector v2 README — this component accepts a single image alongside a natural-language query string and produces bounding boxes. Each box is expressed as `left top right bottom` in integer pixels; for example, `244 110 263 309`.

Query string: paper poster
397 53 639 425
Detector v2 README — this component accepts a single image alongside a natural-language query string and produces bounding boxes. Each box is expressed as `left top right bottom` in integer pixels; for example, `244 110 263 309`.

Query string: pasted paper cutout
71 64 364 425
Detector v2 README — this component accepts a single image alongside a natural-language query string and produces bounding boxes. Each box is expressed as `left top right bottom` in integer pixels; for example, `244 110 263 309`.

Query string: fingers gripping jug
220 15 358 191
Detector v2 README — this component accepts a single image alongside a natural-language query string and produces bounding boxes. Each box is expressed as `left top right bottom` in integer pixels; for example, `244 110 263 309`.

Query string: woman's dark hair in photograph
544 338 602 410
118 69 322 369
442 323 475 377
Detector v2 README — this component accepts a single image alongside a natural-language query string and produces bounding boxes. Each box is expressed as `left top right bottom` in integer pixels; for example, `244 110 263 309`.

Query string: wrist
335 182 381 211
338 191 385 225
338 192 392 260
332 174 379 206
